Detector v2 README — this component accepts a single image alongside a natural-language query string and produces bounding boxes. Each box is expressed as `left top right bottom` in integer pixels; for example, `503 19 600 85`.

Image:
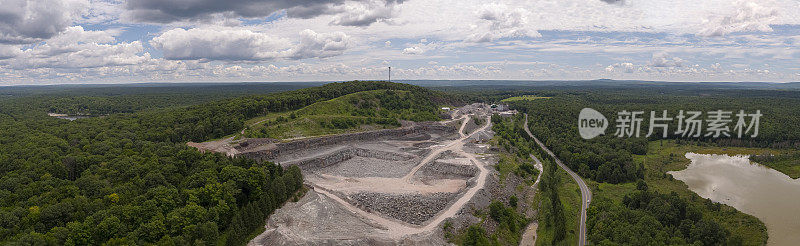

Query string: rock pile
417 161 478 179
348 192 457 225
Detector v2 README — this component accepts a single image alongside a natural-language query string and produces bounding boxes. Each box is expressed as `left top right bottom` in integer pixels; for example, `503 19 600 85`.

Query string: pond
669 153 800 246
48 113 94 121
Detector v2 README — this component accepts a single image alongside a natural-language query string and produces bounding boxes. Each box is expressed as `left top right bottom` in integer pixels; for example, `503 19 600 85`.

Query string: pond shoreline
669 153 800 246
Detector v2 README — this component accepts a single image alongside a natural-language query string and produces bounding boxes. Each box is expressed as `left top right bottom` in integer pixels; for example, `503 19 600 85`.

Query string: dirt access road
307 114 493 238
519 153 544 246
523 113 592 246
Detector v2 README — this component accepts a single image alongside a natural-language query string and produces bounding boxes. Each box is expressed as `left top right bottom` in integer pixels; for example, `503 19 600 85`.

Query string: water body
48 113 93 121
669 153 800 246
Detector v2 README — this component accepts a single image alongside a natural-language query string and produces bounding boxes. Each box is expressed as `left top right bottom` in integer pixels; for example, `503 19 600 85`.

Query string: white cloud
330 0 403 26
402 46 424 55
151 28 351 61
4 0 800 84
287 29 351 59
0 0 89 44
0 26 148 69
700 0 779 36
151 27 293 61
0 45 21 59
468 3 540 42
605 62 636 73
651 52 685 67
402 39 439 55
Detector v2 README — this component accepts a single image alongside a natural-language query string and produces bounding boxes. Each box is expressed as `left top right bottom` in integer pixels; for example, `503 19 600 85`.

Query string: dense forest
501 88 782 245
0 81 450 245
1 83 321 116
494 114 574 245
588 182 734 245
509 89 800 183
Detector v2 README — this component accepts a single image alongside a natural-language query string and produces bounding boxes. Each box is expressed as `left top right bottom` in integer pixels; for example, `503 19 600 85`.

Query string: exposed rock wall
285 147 355 170
283 147 416 170
240 123 455 162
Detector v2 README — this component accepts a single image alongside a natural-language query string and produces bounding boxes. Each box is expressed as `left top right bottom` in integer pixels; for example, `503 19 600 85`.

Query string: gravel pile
348 192 457 225
415 160 478 180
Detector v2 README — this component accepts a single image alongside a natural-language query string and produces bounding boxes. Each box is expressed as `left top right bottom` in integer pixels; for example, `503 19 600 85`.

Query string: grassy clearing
750 152 800 179
501 95 552 102
240 89 439 140
590 140 769 245
758 158 800 179
246 115 397 140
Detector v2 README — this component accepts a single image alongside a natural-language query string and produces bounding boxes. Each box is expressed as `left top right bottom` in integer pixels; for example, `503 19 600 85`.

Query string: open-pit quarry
194 103 531 245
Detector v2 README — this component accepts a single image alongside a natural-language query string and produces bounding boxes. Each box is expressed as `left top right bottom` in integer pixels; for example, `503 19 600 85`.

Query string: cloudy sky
1 0 799 85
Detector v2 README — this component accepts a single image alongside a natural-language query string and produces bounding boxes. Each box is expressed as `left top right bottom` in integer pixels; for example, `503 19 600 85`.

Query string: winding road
523 113 591 246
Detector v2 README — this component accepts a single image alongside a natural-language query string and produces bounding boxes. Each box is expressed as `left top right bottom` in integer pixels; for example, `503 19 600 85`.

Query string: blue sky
1 0 799 85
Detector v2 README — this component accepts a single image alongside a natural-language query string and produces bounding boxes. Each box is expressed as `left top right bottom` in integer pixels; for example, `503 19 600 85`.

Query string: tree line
588 180 737 245
491 114 569 245
509 88 800 183
0 81 445 245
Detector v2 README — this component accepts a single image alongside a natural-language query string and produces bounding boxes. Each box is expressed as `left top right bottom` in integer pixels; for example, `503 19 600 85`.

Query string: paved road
523 114 591 246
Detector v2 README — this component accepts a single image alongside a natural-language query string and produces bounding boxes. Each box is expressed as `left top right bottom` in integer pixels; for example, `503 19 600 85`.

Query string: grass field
750 152 800 179
501 95 552 102
758 158 800 179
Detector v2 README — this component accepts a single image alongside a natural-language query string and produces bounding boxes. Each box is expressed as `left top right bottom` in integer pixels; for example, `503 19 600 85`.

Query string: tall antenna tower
388 66 391 82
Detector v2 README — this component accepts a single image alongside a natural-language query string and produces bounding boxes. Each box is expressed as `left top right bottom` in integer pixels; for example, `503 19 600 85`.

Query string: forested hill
0 81 451 245
243 89 444 139
0 83 322 117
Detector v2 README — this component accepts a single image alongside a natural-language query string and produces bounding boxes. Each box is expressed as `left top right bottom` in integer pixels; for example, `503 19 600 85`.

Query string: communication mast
388 66 391 82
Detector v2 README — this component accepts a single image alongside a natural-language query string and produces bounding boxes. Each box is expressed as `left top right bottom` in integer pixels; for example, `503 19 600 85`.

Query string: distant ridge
397 79 800 90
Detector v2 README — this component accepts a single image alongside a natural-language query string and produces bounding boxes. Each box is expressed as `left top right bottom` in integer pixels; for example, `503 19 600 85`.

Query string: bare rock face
282 147 416 170
239 123 456 161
